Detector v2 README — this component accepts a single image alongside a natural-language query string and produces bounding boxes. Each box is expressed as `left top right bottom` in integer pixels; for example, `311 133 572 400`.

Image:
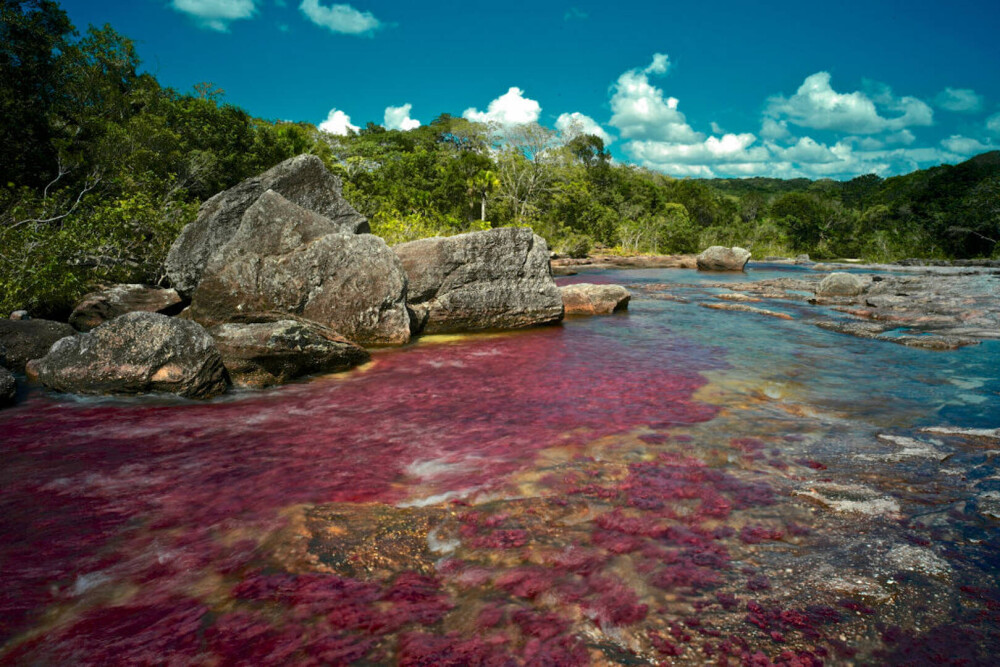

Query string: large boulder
166 154 369 297
0 366 15 405
27 312 228 398
817 272 866 297
0 319 76 373
394 227 564 335
560 284 631 315
210 320 370 388
69 284 184 332
696 246 752 271
187 190 410 345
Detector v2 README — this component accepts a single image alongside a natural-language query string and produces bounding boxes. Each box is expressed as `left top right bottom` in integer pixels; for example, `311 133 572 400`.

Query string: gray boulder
0 365 15 405
394 227 564 335
210 320 370 388
696 246 752 271
0 319 76 373
26 312 227 398
69 284 184 332
166 154 369 297
187 190 410 345
817 272 866 297
560 283 631 315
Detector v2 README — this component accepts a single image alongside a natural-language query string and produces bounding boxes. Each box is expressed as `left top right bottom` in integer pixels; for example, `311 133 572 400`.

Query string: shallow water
1 265 998 665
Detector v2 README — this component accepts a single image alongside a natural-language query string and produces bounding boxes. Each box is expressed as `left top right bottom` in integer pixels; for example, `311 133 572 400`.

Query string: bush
557 233 593 258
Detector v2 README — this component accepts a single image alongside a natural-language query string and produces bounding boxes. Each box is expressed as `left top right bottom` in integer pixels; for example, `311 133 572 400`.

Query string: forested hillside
2 1 998 317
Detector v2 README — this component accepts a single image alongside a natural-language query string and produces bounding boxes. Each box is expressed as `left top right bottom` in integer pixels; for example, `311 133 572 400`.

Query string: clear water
1 265 997 665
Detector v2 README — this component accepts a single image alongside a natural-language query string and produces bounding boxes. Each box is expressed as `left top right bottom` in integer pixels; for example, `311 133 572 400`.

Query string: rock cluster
15 155 574 402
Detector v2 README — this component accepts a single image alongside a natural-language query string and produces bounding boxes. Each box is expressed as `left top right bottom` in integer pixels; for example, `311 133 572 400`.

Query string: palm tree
467 169 499 221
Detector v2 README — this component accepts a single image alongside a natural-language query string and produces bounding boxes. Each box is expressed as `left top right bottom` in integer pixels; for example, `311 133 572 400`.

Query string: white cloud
644 53 670 75
986 113 1000 136
318 108 358 135
935 87 983 113
463 87 541 125
773 136 841 164
171 0 257 31
555 112 612 144
765 72 932 134
299 0 381 35
759 118 791 142
609 55 701 143
941 135 991 155
384 104 421 131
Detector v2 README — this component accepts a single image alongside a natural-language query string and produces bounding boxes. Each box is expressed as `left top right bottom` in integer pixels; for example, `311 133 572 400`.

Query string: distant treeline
3 1 999 317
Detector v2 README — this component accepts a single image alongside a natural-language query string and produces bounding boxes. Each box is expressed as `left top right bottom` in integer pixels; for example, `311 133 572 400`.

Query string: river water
1 265 998 665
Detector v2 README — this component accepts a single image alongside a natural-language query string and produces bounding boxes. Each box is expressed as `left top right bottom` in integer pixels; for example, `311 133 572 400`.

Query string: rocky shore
0 155 632 406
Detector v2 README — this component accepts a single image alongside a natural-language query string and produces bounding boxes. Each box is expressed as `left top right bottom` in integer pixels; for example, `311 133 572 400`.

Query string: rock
0 319 76 373
700 303 793 320
27 312 227 398
69 284 184 332
9 310 28 320
886 545 951 576
188 190 410 345
166 154 369 297
696 246 751 271
394 227 563 335
560 283 630 315
817 272 866 297
210 320 370 388
0 365 15 405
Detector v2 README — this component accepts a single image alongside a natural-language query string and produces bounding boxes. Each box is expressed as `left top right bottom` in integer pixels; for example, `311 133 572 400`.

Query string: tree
467 169 499 221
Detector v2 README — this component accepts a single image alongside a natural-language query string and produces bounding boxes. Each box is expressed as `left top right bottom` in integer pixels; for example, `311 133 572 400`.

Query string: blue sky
60 0 1000 179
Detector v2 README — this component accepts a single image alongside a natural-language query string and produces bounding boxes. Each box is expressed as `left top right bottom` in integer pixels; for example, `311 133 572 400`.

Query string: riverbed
1 264 998 665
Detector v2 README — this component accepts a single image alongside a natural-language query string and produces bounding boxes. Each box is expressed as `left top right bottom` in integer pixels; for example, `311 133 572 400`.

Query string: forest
3 0 999 318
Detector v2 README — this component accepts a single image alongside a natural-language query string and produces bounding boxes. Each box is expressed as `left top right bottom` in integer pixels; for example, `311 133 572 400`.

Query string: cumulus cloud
986 113 1000 136
384 104 420 131
935 87 983 113
299 0 381 35
463 87 541 125
609 55 701 143
171 0 257 31
941 135 991 155
759 118 791 142
555 112 612 144
765 72 932 134
318 108 358 135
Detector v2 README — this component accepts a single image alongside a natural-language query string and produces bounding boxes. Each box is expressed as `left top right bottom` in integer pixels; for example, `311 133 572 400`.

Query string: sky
59 0 1000 180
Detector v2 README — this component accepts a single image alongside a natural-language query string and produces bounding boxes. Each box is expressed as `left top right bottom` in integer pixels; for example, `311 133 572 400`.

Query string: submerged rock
210 320 370 388
69 284 184 332
696 246 751 271
0 365 15 405
27 312 227 398
166 154 369 297
394 227 563 335
560 283 630 315
188 190 410 346
0 319 76 373
816 272 866 297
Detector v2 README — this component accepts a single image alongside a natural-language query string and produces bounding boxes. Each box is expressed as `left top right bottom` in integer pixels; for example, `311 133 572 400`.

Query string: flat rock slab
395 227 563 335
188 190 410 346
0 319 76 373
166 154 369 297
560 283 630 315
69 284 183 332
210 320 370 388
27 312 227 399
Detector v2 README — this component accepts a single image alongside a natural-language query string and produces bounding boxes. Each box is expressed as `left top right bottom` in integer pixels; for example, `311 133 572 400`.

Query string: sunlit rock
696 246 751 271
394 227 563 334
166 154 369 297
816 272 866 297
69 284 184 332
27 312 227 398
560 283 630 316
